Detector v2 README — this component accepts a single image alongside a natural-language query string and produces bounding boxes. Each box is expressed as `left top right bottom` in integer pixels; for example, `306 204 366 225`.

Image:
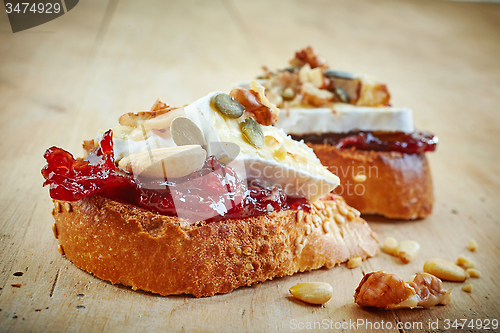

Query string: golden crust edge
52 195 378 297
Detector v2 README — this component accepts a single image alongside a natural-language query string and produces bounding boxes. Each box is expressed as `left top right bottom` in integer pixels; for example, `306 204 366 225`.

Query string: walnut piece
354 271 451 309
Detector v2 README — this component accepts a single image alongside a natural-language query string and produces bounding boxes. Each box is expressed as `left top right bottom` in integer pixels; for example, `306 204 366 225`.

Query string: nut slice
118 145 206 179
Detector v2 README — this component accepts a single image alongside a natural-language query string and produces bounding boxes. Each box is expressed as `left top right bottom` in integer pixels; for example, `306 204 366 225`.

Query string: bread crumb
347 257 362 269
462 284 473 293
467 239 478 252
466 268 481 278
457 254 475 269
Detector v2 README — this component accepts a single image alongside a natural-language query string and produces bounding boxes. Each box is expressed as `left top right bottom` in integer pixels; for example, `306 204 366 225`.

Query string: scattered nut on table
382 237 398 256
354 271 451 309
456 254 475 269
462 284 473 293
347 257 362 269
466 268 481 278
466 239 478 252
423 258 467 282
397 240 420 263
289 282 333 305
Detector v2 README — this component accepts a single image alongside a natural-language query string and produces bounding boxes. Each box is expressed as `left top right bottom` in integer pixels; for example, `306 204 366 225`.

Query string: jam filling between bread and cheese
291 131 437 154
42 130 310 223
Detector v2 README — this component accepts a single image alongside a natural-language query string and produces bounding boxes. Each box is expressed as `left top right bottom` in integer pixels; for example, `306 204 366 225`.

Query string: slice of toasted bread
309 144 433 220
51 195 378 297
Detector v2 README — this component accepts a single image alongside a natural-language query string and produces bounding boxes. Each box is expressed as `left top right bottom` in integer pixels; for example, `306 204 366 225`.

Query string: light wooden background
1 0 499 332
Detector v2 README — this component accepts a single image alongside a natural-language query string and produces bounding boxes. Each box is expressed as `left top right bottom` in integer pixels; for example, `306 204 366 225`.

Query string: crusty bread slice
309 144 433 220
51 195 378 297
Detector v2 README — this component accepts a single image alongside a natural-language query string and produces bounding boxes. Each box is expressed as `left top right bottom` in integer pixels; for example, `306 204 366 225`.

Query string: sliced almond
118 107 185 130
118 145 206 179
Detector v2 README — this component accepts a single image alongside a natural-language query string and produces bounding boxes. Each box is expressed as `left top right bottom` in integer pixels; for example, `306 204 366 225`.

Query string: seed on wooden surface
424 258 467 282
462 284 473 293
466 268 481 278
397 240 420 263
289 282 333 305
347 257 362 269
383 237 398 256
466 239 478 252
456 255 475 269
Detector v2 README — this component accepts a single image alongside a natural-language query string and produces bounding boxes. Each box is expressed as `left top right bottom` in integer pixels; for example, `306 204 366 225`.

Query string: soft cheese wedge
184 92 340 202
97 85 340 202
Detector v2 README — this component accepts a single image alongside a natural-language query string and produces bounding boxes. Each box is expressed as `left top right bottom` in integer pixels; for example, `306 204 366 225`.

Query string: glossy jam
292 131 438 154
42 130 309 222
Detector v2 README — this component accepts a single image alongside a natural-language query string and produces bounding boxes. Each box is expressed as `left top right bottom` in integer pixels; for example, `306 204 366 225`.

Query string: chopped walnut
230 81 280 126
290 46 326 69
354 271 451 309
261 48 391 108
301 82 334 107
82 139 97 157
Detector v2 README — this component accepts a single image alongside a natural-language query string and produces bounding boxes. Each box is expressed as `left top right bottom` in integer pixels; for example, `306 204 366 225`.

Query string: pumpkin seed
212 93 245 119
280 87 295 100
323 69 357 80
239 117 264 148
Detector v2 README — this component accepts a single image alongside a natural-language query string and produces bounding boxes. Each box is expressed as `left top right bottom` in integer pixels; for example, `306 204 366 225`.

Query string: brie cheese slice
184 92 340 201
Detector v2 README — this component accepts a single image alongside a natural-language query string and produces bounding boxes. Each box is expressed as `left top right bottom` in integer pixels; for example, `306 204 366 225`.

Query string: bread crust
309 144 433 220
52 195 378 297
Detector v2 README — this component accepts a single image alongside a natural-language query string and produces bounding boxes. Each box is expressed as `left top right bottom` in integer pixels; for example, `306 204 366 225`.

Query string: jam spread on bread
43 130 309 222
291 131 437 154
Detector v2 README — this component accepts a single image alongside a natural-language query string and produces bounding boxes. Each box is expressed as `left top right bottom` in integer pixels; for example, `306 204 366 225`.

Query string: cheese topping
98 91 339 201
274 104 415 135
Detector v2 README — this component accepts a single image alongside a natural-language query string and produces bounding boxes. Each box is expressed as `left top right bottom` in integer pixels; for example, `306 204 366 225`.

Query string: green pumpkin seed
212 93 245 119
239 117 264 148
323 70 357 80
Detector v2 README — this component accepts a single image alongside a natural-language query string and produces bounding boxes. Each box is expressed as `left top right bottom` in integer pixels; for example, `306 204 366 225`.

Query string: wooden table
1 0 499 331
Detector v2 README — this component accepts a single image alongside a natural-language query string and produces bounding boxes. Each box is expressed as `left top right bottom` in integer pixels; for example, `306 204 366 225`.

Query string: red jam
292 131 438 154
42 130 309 222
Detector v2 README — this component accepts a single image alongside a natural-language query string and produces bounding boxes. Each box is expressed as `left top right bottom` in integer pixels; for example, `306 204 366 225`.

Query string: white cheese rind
234 80 415 134
274 104 414 135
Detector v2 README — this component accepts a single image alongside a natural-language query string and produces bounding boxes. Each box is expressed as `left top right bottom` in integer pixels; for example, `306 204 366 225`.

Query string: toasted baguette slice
309 144 433 220
51 195 378 297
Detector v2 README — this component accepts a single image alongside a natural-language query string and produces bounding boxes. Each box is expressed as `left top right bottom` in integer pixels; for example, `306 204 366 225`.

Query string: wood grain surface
1 0 499 332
